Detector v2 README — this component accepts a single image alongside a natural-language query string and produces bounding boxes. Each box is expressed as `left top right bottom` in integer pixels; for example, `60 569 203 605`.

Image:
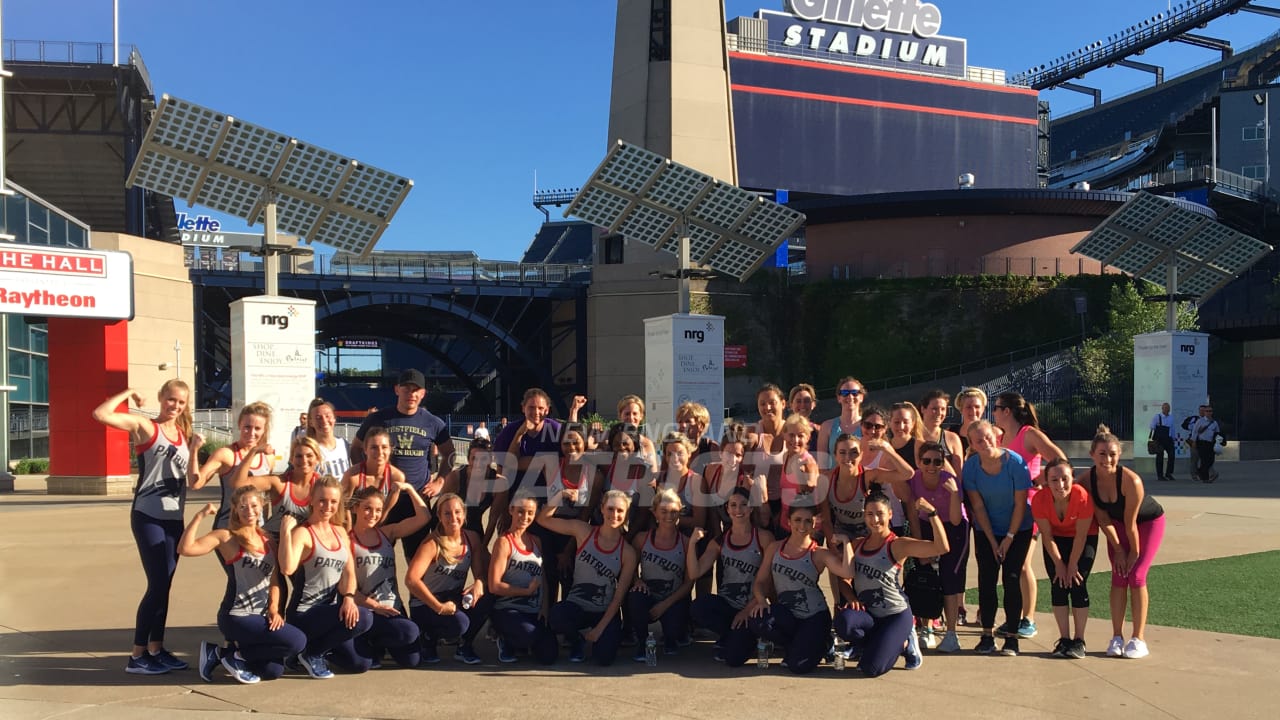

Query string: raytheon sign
762 0 968 78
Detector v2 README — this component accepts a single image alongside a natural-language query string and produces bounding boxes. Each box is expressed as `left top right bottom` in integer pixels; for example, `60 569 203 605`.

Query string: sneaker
296 652 334 679
937 631 961 654
1000 637 1020 657
1016 618 1038 639
496 637 518 664
1051 638 1070 658
420 643 440 664
956 607 968 626
1122 637 1150 659
995 620 1016 638
568 640 587 663
713 650 726 662
920 629 939 650
150 648 188 671
220 652 261 684
1206 470 1219 484
125 653 169 675
1106 635 1125 657
1066 638 1087 659
368 657 382 670
902 627 923 670
454 644 483 665
974 635 997 654
197 641 220 683
631 647 648 663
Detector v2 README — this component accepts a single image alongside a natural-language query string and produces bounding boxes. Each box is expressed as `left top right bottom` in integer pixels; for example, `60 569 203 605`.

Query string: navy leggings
217 614 307 680
547 600 623 666
355 613 421 668
748 605 831 675
288 604 374 672
835 607 913 677
130 511 182 647
624 591 690 649
410 592 495 647
491 607 558 664
692 594 756 664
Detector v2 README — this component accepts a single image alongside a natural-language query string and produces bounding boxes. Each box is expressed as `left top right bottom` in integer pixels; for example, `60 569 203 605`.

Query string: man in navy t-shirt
354 368 453 558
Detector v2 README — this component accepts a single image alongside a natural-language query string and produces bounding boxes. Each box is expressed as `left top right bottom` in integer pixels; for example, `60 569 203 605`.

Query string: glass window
29 324 47 354
50 217 68 246
32 356 48 403
9 350 30 377
67 223 87 247
4 193 24 238
7 315 29 351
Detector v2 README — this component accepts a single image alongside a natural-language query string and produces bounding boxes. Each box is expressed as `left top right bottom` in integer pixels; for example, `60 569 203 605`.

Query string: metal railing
824 255 1116 280
859 335 1087 392
3 40 136 65
1120 164 1274 203
313 256 593 286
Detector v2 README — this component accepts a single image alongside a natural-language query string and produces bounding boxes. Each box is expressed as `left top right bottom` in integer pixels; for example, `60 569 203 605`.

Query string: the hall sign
761 0 968 78
0 246 134 320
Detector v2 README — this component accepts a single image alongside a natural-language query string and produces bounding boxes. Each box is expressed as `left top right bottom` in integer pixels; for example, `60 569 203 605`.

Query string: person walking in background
1191 405 1222 483
1148 402 1176 482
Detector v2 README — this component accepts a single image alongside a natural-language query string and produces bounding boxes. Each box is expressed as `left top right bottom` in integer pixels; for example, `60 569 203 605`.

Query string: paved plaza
2 461 1279 720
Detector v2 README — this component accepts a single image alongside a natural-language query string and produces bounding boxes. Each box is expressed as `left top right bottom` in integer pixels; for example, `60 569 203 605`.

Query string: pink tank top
1003 425 1042 481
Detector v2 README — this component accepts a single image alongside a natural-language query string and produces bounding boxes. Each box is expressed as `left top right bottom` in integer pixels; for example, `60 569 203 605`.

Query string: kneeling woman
744 503 854 674
179 488 306 683
405 493 494 665
488 489 557 664
279 477 374 678
349 484 431 668
540 488 638 665
834 491 949 676
626 489 695 658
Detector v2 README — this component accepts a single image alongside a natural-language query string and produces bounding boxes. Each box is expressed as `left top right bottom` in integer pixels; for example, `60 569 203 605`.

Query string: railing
1120 164 1274 203
3 40 137 65
858 335 1087 393
314 256 593 286
824 255 1116 280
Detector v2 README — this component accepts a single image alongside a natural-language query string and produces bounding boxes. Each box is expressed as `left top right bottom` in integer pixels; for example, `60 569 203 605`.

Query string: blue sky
4 1 1273 261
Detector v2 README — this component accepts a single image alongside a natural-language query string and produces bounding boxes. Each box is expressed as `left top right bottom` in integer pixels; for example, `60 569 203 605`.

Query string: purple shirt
908 469 966 522
493 418 564 491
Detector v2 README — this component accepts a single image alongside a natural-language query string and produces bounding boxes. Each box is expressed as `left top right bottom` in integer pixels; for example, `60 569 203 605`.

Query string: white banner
0 246 134 320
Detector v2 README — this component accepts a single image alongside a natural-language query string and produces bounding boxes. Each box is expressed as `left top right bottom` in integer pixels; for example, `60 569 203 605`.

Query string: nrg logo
1179 344 1196 355
683 321 716 344
261 314 290 330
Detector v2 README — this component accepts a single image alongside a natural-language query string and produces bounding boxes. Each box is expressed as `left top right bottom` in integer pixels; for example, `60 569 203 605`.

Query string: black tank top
1089 468 1164 524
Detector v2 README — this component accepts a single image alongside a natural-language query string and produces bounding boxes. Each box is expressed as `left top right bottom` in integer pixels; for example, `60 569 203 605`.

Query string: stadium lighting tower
127 95 414 295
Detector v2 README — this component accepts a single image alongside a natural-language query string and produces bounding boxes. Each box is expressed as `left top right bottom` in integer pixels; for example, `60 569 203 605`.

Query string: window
1242 126 1266 142
1242 165 1266 180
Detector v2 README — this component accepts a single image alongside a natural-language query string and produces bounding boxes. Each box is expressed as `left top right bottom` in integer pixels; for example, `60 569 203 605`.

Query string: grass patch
962 550 1280 639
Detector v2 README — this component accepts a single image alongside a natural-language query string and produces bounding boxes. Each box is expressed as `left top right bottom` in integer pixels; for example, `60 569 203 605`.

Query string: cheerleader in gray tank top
625 488 695 657
688 487 777 661
193 402 274 531
94 382 204 676
348 484 430 668
234 436 322 540
279 477 373 679
179 487 306 684
540 487 639 666
543 427 600 602
340 428 405 515
744 503 856 674
488 490 558 664
834 490 950 677
405 493 494 665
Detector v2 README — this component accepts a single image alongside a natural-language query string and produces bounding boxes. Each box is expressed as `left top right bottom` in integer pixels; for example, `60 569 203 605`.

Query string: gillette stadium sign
763 0 968 78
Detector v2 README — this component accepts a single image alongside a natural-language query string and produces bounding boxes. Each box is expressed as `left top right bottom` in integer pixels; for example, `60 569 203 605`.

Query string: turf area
961 550 1280 639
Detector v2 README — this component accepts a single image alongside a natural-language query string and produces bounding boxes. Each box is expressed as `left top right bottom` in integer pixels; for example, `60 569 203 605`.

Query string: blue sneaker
220 652 261 684
995 620 1016 638
125 653 169 675
197 641 220 682
568 639 586 663
1016 618 1037 639
903 627 923 670
454 644 482 665
496 637 518 664
420 643 441 665
296 652 334 679
150 648 188 671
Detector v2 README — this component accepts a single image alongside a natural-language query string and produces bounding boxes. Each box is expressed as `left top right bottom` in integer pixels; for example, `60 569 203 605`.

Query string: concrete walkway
2 461 1279 720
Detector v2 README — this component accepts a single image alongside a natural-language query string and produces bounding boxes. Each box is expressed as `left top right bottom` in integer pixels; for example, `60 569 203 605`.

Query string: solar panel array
127 95 413 257
1070 192 1272 298
565 140 805 280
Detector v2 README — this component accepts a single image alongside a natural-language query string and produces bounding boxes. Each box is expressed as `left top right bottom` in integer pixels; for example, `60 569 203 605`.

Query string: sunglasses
861 421 886 431
838 388 863 397
992 405 1007 411
920 457 945 467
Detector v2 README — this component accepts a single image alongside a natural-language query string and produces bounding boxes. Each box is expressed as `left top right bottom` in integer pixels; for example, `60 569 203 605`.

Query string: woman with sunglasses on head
818 377 866 468
992 391 1068 642
1030 458 1097 659
788 384 820 452
963 420 1034 656
625 489 695 659
488 489 558 664
348 483 430 669
906 441 968 653
94 381 202 675
888 402 924 471
278 477 374 678
918 390 964 472
541 488 639 665
1089 425 1165 660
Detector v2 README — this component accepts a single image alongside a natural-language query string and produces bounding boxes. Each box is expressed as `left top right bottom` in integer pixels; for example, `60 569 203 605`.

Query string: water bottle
644 632 658 667
461 592 474 610
832 632 847 671
756 639 770 670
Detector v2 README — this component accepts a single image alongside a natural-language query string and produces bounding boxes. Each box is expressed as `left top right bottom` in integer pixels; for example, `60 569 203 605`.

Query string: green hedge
13 458 50 474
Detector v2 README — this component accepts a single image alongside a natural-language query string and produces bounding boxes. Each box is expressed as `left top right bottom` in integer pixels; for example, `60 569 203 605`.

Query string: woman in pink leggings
1087 425 1165 659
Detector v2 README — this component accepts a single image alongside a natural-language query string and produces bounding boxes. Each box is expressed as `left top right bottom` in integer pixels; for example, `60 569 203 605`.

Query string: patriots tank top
265 473 314 537
567 527 624 613
718 527 763 610
133 420 189 521
639 529 686 602
354 462 393 499
224 530 275 618
493 533 543 614
289 524 348 615
828 468 869 538
214 443 270 530
852 534 909 618
770 541 827 620
546 458 593 519
411 533 472 605
351 529 401 611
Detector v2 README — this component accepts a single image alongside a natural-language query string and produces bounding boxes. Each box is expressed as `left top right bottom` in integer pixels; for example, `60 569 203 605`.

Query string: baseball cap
396 369 426 388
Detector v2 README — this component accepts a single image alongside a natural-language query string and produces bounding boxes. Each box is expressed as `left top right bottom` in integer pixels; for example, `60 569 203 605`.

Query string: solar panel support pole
1166 260 1178 333
263 189 280 297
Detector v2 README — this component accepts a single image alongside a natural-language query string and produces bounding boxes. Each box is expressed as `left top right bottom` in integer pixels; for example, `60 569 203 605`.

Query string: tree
1072 279 1198 394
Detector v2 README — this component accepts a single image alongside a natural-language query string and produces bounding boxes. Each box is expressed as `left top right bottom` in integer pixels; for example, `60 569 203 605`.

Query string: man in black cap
354 368 453 558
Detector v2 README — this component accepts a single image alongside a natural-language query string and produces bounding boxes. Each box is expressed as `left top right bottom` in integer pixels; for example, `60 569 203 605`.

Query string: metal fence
825 255 1116 280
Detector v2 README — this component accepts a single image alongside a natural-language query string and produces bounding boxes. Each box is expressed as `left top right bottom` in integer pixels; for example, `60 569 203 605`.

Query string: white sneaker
1106 635 1125 657
920 629 940 650
1122 637 1149 659
937 631 961 654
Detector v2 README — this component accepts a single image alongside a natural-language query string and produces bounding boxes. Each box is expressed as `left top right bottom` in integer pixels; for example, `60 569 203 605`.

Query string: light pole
174 340 182 379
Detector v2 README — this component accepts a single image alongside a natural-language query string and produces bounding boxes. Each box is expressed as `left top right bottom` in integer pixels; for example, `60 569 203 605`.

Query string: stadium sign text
176 213 264 248
786 0 943 38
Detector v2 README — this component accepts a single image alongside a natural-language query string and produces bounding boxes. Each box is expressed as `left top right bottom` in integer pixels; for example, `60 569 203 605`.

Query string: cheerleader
349 483 430 668
236 436 322 541
488 490 558 664
625 489 694 658
340 428 404 511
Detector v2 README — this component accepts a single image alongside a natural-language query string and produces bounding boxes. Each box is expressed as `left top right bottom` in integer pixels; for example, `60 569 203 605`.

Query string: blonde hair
661 432 696 457
158 379 194 439
237 401 274 445
307 475 346 527
429 493 467 565
228 485 267 552
781 413 812 436
651 487 683 513
889 401 923 441
617 394 646 419
290 436 323 471
956 387 988 409
675 401 711 431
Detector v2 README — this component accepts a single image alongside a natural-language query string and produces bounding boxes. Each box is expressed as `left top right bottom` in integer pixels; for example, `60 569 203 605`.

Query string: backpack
1181 415 1197 431
903 561 944 620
